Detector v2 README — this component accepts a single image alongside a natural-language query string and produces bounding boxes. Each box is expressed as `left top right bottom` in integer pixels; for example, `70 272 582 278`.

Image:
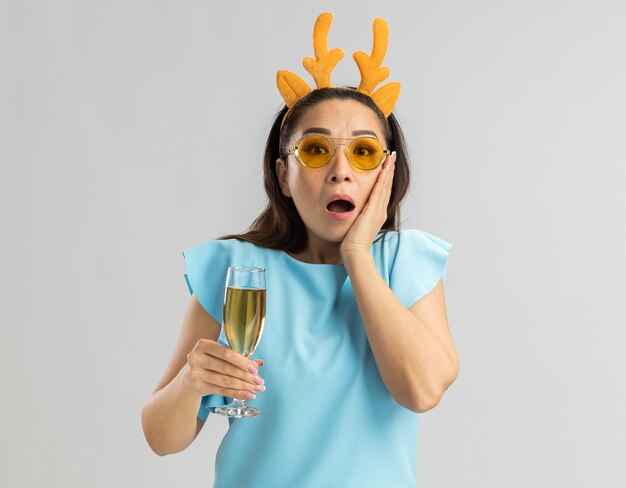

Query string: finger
385 151 396 198
368 156 389 200
192 377 261 400
197 338 260 374
359 153 394 220
389 151 396 176
203 369 266 395
192 349 264 387
386 151 396 178
371 152 395 211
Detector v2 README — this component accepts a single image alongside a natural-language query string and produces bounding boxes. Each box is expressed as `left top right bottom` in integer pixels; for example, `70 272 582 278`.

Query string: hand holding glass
213 266 266 418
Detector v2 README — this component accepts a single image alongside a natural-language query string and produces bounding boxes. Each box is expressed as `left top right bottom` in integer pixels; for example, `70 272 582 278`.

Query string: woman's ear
276 158 292 198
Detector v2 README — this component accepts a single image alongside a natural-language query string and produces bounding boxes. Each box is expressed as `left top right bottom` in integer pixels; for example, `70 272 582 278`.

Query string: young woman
142 13 459 488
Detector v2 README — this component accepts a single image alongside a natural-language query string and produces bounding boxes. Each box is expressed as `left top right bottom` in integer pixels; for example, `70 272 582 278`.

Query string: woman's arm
141 294 220 456
339 154 458 412
344 252 459 413
142 294 264 455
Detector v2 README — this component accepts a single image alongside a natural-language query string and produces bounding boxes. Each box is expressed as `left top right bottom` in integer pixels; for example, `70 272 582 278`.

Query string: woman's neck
289 233 343 264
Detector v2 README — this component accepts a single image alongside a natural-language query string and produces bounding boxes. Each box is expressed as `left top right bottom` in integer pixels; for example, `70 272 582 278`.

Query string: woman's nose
328 145 353 180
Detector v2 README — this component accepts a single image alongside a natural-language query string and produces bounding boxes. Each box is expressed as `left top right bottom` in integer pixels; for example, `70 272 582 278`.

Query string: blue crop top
181 228 453 487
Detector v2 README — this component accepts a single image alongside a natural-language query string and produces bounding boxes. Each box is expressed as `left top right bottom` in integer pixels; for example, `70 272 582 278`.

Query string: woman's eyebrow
301 127 331 136
351 129 378 138
300 127 379 138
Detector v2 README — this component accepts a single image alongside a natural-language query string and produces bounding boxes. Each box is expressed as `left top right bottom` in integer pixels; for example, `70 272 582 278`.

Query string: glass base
213 399 261 418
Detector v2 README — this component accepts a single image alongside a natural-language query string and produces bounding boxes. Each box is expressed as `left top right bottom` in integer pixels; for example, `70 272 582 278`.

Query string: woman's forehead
293 99 385 139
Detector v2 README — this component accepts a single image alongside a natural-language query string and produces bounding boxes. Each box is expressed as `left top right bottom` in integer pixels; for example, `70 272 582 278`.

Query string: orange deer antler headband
276 12 401 128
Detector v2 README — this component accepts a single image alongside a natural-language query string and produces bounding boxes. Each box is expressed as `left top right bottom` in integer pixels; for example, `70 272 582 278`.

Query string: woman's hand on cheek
340 151 396 260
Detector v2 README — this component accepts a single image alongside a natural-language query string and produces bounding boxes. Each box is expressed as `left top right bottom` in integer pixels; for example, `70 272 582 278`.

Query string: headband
276 12 401 129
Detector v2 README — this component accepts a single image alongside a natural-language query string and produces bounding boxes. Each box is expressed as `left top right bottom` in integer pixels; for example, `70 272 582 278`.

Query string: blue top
181 228 452 488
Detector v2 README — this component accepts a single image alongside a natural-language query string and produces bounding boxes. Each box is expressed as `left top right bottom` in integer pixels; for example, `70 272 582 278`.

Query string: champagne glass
214 265 266 418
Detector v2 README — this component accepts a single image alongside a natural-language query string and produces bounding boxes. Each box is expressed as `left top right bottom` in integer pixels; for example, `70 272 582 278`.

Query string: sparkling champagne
223 286 266 358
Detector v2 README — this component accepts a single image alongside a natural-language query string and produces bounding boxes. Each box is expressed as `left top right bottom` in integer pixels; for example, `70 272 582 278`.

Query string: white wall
1 1 624 486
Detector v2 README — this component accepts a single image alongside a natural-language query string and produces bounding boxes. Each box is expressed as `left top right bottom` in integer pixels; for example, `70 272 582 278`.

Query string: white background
1 0 625 486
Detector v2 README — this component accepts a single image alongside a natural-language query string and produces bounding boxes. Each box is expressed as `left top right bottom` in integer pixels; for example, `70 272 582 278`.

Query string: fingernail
254 384 266 392
254 375 265 385
247 393 256 400
248 365 258 374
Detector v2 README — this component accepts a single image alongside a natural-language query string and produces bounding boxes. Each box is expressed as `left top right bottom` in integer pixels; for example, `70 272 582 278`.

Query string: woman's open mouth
326 199 356 221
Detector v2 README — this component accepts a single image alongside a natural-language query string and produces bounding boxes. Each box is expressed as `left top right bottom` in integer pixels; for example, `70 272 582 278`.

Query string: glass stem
231 398 246 408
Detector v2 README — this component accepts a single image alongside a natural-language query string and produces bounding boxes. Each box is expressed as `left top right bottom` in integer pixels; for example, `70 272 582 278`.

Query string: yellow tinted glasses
287 134 390 170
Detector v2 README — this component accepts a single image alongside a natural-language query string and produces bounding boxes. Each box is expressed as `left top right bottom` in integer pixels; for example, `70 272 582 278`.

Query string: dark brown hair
216 86 410 253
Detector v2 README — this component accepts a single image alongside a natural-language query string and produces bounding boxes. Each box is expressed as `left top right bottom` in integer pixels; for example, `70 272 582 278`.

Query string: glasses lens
349 137 384 169
297 135 333 168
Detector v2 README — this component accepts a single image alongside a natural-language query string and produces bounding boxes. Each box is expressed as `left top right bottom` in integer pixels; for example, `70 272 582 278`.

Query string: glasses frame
286 134 391 171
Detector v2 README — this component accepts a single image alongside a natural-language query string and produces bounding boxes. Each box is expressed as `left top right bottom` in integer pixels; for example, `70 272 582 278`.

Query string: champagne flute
213 265 266 418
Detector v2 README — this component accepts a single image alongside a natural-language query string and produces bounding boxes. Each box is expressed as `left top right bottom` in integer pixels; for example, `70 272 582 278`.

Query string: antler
353 17 390 94
276 13 401 118
276 70 312 108
276 12 345 108
353 17 400 117
302 12 345 88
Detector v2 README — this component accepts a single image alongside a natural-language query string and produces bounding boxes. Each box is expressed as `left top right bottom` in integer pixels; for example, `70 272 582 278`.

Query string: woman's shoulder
377 228 453 308
180 237 274 324
182 236 262 256
181 236 233 254
374 228 453 253
182 237 281 273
